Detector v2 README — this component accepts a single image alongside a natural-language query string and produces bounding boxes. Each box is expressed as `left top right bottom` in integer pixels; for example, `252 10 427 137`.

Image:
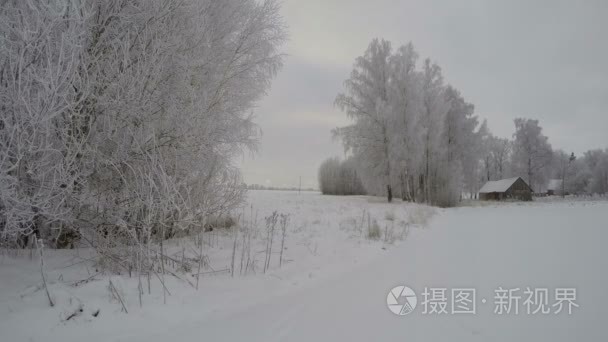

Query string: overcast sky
239 0 608 189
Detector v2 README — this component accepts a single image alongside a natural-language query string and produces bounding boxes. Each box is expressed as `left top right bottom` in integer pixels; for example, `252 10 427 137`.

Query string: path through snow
158 201 608 341
2 196 607 341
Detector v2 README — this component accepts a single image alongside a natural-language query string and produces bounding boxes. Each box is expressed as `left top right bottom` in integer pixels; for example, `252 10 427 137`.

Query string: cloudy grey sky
240 0 608 189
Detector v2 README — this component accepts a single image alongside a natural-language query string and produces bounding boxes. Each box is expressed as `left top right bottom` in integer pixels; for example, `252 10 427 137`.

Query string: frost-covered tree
388 43 422 202
318 157 365 195
511 118 553 192
334 39 394 202
0 1 89 247
440 86 479 205
419 59 448 204
333 39 482 207
480 130 512 182
0 0 286 263
553 150 576 197
584 149 608 194
567 157 591 194
331 40 603 204
490 137 512 180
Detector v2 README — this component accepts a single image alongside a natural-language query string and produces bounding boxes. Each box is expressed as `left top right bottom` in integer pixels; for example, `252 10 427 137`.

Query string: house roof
547 179 562 191
479 177 523 193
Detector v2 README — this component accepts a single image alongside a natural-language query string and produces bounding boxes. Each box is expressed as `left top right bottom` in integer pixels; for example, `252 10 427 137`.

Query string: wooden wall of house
480 192 500 201
506 178 532 201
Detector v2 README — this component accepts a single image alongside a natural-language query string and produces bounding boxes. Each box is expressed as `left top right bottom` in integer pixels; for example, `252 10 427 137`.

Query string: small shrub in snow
367 219 381 240
279 214 290 268
263 212 279 273
383 223 396 244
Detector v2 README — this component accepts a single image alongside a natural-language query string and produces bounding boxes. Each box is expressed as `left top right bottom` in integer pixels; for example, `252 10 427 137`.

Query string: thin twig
109 279 128 313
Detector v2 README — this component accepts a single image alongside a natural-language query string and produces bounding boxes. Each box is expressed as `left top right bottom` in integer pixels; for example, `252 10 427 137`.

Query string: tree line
320 39 608 205
0 0 286 259
318 157 365 195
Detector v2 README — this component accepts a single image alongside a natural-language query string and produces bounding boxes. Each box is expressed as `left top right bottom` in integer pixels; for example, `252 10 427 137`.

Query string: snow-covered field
1 191 607 341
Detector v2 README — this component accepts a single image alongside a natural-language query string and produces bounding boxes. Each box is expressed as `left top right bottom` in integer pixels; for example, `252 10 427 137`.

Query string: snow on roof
478 177 522 193
547 179 562 191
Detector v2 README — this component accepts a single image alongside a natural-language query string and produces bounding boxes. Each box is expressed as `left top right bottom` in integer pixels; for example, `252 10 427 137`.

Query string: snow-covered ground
1 191 607 341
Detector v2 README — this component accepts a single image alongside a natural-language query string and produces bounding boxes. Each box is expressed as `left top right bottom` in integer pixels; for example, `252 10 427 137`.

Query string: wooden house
478 177 532 201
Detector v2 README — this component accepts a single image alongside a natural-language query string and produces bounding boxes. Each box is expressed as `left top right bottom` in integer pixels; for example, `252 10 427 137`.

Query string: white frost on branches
0 0 286 261
333 39 482 206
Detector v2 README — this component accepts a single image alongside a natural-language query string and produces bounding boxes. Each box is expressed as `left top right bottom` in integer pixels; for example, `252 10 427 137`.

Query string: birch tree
419 59 448 204
584 149 608 194
490 137 512 180
334 39 394 202
388 43 422 201
440 86 479 205
511 118 553 192
333 39 482 206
